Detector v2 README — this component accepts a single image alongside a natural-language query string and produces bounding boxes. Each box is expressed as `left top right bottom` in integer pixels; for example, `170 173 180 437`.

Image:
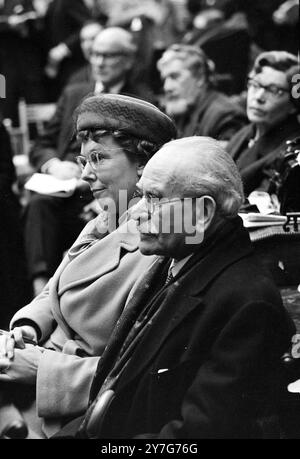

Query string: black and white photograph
0 0 299 445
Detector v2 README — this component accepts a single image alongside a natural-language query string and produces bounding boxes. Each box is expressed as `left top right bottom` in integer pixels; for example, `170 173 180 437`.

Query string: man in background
157 44 247 145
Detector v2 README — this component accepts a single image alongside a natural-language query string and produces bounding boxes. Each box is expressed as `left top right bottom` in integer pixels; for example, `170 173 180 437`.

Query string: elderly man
157 44 247 143
25 27 152 296
60 136 294 439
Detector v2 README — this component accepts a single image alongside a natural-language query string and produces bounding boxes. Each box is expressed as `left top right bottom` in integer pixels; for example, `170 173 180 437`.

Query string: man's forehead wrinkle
142 148 185 195
141 165 172 195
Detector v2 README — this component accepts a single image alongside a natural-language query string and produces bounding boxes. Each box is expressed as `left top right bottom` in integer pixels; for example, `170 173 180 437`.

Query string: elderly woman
227 51 300 198
0 94 176 438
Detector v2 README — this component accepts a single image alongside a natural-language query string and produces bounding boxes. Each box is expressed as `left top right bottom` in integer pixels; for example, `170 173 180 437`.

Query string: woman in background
227 51 300 198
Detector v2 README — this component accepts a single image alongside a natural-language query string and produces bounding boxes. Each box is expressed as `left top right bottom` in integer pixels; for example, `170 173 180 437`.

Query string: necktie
165 267 174 285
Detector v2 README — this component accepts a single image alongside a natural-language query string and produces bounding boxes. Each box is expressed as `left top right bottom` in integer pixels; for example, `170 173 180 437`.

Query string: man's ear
195 195 216 233
136 164 145 178
196 75 206 90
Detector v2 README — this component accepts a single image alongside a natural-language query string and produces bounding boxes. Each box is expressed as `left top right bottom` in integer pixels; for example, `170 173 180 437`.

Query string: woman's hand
0 326 38 360
0 345 44 385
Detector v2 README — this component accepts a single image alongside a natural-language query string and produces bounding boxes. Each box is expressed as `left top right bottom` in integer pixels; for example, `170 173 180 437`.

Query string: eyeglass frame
76 148 124 171
247 77 290 98
136 194 206 216
90 50 128 60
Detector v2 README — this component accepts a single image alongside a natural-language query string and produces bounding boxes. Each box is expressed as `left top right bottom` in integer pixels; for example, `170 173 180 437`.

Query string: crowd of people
0 0 299 440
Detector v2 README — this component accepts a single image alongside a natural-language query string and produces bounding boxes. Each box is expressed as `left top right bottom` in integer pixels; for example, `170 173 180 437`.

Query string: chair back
18 99 56 156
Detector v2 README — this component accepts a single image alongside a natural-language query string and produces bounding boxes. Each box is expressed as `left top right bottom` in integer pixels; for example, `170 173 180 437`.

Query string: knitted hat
75 93 177 146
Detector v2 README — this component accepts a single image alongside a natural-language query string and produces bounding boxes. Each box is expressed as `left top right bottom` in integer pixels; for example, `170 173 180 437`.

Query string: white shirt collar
169 254 194 278
94 80 125 95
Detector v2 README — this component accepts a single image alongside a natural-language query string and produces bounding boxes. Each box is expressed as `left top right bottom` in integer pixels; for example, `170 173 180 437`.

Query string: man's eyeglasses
135 194 195 216
90 51 126 60
247 78 290 98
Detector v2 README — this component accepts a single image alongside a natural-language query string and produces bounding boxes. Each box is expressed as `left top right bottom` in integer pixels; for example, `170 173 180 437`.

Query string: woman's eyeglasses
247 78 289 98
76 149 121 171
76 152 104 171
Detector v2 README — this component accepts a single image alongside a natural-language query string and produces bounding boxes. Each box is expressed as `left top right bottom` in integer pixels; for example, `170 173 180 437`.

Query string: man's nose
130 198 149 222
91 54 104 67
164 77 175 94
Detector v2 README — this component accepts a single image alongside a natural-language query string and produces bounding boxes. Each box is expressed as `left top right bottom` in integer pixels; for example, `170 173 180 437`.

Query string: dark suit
43 0 92 99
71 217 293 439
227 115 300 196
25 79 154 280
67 64 94 87
0 0 46 123
0 122 31 326
175 89 247 141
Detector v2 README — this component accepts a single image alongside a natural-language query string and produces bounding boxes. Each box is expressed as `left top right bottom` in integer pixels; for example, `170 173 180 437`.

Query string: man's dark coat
77 218 294 439
174 89 247 141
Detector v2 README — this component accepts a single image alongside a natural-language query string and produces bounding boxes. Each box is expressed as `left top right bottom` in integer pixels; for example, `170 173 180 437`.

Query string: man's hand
48 43 71 64
47 160 81 180
273 0 299 25
0 346 44 385
0 326 38 360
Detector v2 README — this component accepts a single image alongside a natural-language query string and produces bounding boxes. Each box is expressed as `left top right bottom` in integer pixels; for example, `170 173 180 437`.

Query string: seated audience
67 21 104 86
25 27 153 296
0 94 176 439
186 0 299 55
57 136 294 439
183 6 251 94
157 44 247 144
227 51 300 197
0 0 47 124
104 0 187 93
43 0 93 100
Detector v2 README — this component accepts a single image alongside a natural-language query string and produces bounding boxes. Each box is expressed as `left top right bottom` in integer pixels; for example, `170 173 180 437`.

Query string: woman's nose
81 162 96 183
254 87 266 103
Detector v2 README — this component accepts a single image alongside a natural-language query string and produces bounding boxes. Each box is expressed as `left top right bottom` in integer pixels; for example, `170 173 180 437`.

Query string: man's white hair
158 136 244 219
